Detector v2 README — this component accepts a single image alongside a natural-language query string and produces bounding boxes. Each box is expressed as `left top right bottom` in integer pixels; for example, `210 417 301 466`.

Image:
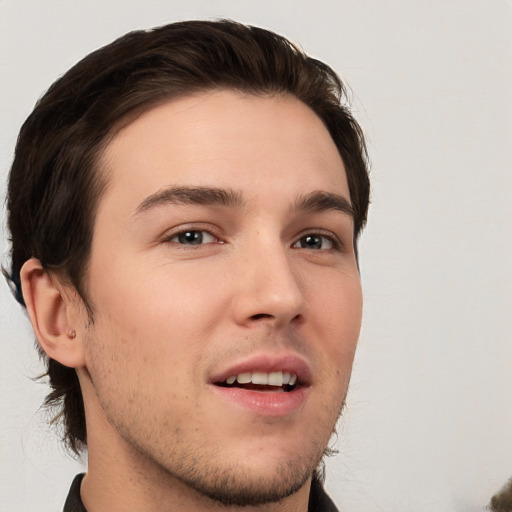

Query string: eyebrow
135 185 353 220
294 191 354 219
135 185 245 215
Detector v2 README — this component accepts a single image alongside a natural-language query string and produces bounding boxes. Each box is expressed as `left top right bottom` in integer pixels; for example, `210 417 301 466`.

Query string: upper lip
209 352 312 386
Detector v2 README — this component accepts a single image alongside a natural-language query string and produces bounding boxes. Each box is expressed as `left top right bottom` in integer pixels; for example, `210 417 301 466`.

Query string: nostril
250 313 273 321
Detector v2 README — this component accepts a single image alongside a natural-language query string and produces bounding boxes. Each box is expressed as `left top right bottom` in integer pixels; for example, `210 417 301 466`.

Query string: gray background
1 1 511 511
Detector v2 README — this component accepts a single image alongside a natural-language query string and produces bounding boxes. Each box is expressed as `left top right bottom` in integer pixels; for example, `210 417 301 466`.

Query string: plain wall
1 1 511 511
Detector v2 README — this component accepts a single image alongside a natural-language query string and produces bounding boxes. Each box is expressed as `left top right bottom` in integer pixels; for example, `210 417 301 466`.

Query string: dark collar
308 476 339 511
63 474 86 512
64 473 339 512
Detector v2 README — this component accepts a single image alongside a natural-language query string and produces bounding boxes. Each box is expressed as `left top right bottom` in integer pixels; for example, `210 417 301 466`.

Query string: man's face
78 90 362 505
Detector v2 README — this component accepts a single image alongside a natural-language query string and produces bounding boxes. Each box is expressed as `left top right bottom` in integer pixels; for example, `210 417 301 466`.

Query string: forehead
97 89 349 214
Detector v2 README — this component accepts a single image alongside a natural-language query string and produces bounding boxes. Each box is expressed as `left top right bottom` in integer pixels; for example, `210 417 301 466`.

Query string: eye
292 233 335 250
169 230 217 245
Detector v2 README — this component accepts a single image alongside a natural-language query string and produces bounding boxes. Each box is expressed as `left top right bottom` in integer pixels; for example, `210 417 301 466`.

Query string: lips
209 353 311 416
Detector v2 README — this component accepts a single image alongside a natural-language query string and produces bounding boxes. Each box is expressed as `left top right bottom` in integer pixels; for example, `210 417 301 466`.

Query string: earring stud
67 329 76 339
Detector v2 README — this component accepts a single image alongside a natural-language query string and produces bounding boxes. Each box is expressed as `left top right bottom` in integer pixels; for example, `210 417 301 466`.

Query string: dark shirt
63 473 339 511
63 474 86 512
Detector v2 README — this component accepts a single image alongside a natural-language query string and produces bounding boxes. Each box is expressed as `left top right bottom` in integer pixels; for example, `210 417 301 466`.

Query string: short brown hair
5 19 370 453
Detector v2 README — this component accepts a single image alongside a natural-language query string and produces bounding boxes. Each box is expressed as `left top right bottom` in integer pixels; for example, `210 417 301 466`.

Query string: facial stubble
102 385 348 508
82 312 350 508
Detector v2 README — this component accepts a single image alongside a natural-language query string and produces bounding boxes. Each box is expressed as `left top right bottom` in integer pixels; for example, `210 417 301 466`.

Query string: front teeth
224 371 298 387
236 372 251 384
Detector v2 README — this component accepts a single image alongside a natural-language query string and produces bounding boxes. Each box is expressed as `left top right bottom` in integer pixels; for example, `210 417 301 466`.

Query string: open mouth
215 371 298 392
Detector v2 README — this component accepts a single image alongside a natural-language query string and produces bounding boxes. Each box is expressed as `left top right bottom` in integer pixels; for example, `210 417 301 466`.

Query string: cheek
309 271 362 361
85 261 229 368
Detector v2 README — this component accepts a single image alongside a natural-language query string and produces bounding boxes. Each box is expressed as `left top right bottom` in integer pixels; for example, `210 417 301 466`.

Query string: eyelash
163 228 342 251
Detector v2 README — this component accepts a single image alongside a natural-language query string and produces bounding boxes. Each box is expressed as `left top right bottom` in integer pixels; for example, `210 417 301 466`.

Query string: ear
20 258 86 368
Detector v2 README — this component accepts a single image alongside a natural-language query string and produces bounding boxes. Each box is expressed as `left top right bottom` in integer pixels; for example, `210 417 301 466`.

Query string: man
5 20 370 511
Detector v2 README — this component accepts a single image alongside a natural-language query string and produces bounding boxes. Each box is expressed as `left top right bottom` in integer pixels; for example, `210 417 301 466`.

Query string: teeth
268 372 283 386
225 371 298 387
236 372 251 384
252 372 268 385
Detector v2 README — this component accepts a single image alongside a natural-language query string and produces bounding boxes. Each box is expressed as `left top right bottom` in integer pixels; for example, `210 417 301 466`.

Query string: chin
177 457 314 507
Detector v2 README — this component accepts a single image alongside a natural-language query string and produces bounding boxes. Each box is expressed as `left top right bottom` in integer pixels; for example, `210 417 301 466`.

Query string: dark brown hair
5 19 370 453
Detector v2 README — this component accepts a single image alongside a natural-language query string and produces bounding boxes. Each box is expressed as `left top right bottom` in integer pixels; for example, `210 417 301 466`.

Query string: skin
22 90 363 511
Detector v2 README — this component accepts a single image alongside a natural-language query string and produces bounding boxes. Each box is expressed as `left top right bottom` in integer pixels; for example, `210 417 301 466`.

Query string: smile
209 354 311 416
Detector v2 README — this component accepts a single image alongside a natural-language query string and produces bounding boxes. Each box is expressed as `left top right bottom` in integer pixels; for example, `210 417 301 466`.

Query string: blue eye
293 234 334 250
170 230 216 245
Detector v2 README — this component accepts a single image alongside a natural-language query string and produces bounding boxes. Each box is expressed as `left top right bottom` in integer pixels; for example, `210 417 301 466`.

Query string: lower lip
210 385 308 416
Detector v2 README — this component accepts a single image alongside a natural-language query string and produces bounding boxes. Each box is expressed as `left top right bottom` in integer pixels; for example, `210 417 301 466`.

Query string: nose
231 238 306 329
